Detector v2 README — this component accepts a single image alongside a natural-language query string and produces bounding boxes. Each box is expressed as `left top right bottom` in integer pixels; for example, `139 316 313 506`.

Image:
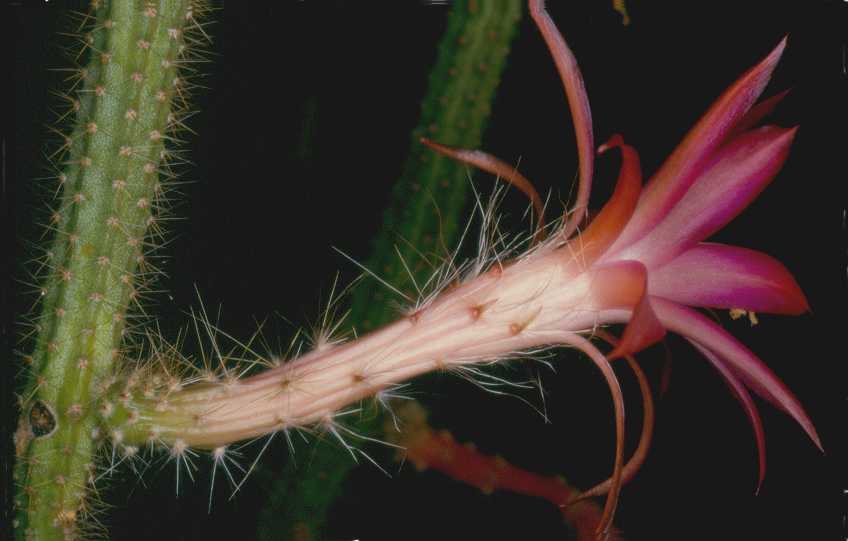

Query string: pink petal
614 126 797 268
727 89 792 139
576 135 643 265
608 37 787 253
688 340 767 494
651 297 822 451
529 0 594 238
588 261 666 358
648 243 809 315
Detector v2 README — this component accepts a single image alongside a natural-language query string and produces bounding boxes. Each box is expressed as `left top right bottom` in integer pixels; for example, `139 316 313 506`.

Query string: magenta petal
652 297 822 451
648 243 809 315
529 0 594 238
727 89 792 139
688 340 767 494
608 37 787 253
615 126 797 268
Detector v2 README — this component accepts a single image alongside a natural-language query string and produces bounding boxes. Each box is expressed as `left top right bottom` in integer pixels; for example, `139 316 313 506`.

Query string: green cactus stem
13 2 207 539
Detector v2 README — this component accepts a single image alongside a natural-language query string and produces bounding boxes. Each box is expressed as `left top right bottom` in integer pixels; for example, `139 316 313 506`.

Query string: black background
4 1 845 540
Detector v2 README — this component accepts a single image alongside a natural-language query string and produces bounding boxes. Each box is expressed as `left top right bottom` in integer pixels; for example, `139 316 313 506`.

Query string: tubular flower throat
114 1 819 538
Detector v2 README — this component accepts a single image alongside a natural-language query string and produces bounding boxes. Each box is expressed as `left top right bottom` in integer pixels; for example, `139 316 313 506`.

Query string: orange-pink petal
576 135 642 266
588 260 666 358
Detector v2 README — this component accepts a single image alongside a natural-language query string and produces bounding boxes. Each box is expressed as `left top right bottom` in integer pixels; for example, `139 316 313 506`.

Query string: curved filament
556 332 625 540
572 329 655 502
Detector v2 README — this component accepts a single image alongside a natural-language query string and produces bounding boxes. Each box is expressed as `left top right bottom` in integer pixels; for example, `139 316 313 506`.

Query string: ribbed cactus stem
14 2 204 539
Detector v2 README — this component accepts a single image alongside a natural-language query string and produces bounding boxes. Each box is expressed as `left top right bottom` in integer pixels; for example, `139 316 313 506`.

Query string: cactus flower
110 1 819 538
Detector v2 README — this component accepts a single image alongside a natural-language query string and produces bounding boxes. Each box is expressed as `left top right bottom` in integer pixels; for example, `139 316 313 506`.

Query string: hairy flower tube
99 1 820 537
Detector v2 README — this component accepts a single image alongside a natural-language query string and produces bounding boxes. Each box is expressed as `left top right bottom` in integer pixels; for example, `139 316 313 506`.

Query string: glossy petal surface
648 243 809 314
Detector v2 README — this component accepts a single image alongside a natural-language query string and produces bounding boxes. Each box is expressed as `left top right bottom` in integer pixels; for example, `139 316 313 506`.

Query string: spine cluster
14 2 207 539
